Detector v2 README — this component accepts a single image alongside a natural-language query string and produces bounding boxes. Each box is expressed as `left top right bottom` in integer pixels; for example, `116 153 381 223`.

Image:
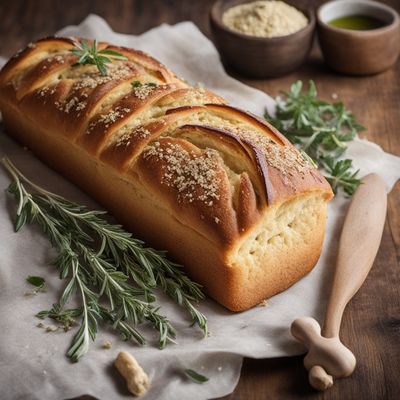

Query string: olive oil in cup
317 0 400 75
329 15 386 30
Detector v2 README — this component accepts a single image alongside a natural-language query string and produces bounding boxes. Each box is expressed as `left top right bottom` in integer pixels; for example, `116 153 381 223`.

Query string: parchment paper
0 15 399 400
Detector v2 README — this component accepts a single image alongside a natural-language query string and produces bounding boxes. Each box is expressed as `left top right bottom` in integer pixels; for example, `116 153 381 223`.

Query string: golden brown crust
79 84 180 153
0 37 76 86
0 37 334 311
106 45 183 84
136 137 239 244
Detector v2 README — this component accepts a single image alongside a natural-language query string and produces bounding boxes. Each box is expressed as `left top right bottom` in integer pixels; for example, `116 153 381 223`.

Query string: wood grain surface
0 1 399 399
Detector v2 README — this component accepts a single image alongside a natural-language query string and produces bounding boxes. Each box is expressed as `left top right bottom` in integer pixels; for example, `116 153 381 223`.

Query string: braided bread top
0 37 332 246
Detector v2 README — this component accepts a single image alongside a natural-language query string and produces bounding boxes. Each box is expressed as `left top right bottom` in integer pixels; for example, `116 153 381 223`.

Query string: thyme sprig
265 80 364 195
70 39 128 76
2 157 207 362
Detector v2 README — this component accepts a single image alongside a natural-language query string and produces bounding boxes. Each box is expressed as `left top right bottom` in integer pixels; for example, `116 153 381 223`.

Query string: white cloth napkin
0 15 399 400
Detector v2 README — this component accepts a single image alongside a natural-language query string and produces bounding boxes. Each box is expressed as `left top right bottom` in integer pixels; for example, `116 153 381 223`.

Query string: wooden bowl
209 0 315 78
317 0 400 75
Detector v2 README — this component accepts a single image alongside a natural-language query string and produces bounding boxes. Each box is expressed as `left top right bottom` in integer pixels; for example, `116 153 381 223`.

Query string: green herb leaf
98 49 129 59
184 369 209 383
322 157 361 195
131 80 142 88
70 39 128 76
27 275 45 288
131 81 158 89
265 80 364 195
15 207 28 231
2 157 208 362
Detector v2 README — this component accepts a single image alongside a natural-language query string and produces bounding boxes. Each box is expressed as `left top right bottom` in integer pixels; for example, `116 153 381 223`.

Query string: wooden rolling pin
291 173 387 391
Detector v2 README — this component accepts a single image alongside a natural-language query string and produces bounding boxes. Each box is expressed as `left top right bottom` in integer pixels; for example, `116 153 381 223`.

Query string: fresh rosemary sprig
70 39 128 76
265 80 364 195
2 157 207 362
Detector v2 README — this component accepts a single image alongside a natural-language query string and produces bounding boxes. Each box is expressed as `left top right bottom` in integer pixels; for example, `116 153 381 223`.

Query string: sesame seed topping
115 132 132 147
234 128 308 174
64 97 78 113
55 96 87 114
38 87 49 97
100 107 127 124
73 62 135 90
87 106 130 133
132 84 156 100
75 101 87 111
143 142 222 205
115 127 150 148
46 54 65 64
134 126 151 139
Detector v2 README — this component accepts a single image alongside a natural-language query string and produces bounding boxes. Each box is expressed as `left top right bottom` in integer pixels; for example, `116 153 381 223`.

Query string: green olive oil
329 15 386 30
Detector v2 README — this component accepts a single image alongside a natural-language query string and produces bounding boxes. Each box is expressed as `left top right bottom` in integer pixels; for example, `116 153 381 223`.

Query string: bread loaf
0 37 333 311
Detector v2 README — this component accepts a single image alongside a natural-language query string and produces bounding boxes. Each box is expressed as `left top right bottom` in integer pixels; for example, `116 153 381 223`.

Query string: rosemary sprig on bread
70 39 128 76
265 81 364 195
2 157 207 362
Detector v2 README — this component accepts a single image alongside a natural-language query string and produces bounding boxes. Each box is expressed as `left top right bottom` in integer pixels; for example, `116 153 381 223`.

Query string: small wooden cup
317 0 400 75
209 0 315 78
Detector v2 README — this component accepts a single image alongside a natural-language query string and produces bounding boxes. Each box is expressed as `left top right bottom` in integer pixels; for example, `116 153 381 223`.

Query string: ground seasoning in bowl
210 0 315 77
222 0 308 38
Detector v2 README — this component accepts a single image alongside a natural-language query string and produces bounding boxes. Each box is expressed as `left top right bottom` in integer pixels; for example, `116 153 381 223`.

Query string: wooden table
1 1 399 399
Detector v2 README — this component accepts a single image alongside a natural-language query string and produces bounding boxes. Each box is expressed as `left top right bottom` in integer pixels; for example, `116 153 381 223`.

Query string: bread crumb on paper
259 299 269 307
115 351 149 396
45 325 58 332
102 340 112 349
